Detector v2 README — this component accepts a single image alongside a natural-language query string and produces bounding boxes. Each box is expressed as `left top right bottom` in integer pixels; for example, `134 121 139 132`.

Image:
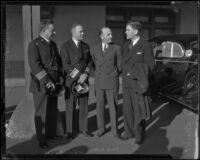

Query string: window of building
106 7 178 45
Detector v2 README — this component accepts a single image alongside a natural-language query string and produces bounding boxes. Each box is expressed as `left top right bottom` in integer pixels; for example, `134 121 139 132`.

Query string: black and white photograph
2 1 199 159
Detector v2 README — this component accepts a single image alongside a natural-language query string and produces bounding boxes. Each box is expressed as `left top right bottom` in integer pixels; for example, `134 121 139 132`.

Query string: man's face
125 25 138 40
101 28 112 44
44 24 55 40
72 25 84 41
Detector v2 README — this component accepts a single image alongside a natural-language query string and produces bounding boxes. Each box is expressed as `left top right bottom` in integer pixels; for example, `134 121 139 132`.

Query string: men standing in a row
91 27 121 138
60 23 93 139
121 21 154 144
28 19 63 149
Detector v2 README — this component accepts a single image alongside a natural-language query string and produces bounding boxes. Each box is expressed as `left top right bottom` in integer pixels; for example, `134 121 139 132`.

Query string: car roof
149 34 198 46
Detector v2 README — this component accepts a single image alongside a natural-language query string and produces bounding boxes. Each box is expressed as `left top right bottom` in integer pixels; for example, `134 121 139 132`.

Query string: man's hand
46 81 55 90
78 73 88 84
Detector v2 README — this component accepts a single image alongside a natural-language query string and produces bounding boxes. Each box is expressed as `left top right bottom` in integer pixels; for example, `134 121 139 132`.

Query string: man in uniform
121 21 154 144
28 19 63 149
60 23 93 139
90 27 121 138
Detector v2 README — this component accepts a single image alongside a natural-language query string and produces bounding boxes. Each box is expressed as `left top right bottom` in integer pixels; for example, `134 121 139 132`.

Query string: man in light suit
121 21 154 144
91 27 121 138
60 23 93 139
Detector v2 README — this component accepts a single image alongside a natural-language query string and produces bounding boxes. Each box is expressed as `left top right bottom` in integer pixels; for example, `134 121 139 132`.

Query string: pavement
4 77 199 159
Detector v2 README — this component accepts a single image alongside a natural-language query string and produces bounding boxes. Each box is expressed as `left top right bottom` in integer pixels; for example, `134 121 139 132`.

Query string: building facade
3 1 199 107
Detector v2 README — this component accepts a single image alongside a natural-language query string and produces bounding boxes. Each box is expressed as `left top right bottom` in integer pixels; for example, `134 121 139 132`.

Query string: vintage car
149 34 199 112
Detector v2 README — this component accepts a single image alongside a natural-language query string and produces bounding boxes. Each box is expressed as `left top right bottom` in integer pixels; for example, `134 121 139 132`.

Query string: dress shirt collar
131 36 140 46
72 37 79 47
40 35 50 43
102 42 109 51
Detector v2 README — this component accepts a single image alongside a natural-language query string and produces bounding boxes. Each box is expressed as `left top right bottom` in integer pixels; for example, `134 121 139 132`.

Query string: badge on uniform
70 68 80 78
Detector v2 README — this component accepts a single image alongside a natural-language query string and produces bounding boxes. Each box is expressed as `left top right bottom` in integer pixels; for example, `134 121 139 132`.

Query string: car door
153 40 189 95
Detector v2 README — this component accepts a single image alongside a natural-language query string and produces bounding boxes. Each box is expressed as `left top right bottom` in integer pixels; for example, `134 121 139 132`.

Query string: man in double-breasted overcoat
60 23 93 139
121 21 154 144
28 19 63 149
91 27 121 138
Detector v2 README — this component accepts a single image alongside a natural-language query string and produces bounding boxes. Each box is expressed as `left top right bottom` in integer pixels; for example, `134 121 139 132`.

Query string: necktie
77 41 80 48
128 42 133 50
103 44 108 52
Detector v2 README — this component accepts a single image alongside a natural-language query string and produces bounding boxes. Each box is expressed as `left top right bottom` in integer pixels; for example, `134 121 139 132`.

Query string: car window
172 42 184 57
161 41 172 57
157 41 184 58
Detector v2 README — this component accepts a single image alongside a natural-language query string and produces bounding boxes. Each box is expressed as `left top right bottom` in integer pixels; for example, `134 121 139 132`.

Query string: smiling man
28 19 63 149
60 23 93 139
91 27 122 138
121 21 155 144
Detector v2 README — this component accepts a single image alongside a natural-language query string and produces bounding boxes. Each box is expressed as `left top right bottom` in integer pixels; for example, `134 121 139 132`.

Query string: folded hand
46 81 55 90
78 73 88 84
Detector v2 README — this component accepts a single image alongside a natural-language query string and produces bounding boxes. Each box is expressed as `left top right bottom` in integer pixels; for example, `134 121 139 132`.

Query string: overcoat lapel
124 38 142 64
96 43 106 67
69 39 81 59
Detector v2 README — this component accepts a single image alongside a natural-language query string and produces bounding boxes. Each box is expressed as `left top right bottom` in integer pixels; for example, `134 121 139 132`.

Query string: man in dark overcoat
90 27 121 138
28 19 63 149
60 23 93 139
121 21 155 144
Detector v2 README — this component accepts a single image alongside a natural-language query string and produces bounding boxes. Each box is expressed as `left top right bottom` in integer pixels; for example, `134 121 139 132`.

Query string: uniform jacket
60 39 92 87
91 43 121 89
122 38 154 93
28 36 62 93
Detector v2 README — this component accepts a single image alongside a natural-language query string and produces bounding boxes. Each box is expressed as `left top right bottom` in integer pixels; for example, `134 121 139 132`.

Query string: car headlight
185 49 193 57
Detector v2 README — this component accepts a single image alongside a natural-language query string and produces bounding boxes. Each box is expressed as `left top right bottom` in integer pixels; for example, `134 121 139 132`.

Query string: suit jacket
28 36 62 93
91 43 121 89
122 38 155 93
60 39 92 88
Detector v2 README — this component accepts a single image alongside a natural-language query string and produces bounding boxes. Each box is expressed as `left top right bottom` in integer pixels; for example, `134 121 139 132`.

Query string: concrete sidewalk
5 77 198 158
6 96 198 158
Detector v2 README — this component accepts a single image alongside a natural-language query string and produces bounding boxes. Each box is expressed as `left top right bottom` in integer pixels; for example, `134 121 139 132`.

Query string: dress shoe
95 131 105 137
80 131 93 137
53 135 65 140
120 135 130 140
65 132 74 140
135 139 143 145
39 142 49 149
120 133 134 141
46 135 64 140
112 134 120 139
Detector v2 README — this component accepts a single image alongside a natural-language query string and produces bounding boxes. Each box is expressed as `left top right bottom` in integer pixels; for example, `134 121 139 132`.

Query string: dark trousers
33 92 58 144
96 89 118 135
123 88 146 140
65 90 89 133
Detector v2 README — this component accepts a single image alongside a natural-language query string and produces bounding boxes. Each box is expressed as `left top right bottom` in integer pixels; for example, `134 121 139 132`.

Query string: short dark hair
40 19 54 32
126 21 142 35
71 23 82 33
99 26 111 36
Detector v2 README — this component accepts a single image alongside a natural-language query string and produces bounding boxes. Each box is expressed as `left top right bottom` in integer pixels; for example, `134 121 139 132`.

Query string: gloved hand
46 81 55 90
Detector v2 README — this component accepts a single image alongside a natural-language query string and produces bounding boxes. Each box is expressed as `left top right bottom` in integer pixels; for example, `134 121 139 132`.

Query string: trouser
96 88 118 135
33 92 58 144
65 88 89 133
122 88 146 139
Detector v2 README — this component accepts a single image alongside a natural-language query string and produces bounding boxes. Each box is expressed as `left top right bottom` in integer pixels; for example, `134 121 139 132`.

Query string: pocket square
136 52 143 55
